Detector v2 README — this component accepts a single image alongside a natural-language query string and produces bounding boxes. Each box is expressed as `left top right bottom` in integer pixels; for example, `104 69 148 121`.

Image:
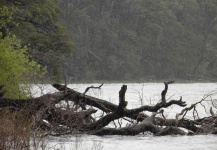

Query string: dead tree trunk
0 82 216 136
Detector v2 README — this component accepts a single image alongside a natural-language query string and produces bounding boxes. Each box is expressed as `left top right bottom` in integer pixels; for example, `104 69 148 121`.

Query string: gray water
32 83 217 150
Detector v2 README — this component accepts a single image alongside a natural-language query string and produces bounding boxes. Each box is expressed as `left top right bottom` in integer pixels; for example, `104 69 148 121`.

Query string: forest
58 0 217 81
0 0 217 149
1 0 217 82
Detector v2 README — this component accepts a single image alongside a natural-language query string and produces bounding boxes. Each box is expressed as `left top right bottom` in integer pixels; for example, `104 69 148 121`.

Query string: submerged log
93 112 162 135
47 108 97 128
0 82 216 136
93 112 186 136
52 83 187 120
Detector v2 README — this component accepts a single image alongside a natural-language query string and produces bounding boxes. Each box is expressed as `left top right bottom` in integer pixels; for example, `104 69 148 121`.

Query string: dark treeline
0 0 74 82
1 0 217 82
59 0 217 82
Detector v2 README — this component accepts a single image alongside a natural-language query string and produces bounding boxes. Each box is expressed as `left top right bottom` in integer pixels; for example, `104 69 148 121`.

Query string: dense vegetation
0 0 74 83
1 0 217 85
0 0 74 97
0 6 43 98
59 0 217 81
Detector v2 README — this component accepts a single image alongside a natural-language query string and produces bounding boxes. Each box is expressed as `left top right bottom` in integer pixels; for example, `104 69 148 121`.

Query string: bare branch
175 94 210 126
161 81 174 102
83 83 103 95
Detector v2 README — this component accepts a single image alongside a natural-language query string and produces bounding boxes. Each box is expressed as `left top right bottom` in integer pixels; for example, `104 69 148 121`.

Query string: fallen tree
0 82 216 137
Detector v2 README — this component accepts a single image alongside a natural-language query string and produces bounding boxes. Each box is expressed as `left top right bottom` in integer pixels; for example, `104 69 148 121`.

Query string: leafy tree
0 6 44 98
0 5 17 38
0 33 43 98
2 0 74 81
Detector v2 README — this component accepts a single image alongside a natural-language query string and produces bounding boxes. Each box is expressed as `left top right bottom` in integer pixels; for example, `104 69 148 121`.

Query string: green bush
0 33 45 98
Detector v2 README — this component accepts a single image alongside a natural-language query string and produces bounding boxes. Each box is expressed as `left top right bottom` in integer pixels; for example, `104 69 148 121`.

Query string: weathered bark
93 112 186 136
0 91 97 132
194 116 217 134
0 82 216 136
52 83 118 113
93 113 162 135
53 83 186 121
0 92 65 112
161 81 174 102
46 108 97 128
84 85 129 131
157 126 186 136
154 117 199 132
45 83 195 135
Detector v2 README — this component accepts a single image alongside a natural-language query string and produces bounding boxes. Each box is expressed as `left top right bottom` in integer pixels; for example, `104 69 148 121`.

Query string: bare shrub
0 109 33 150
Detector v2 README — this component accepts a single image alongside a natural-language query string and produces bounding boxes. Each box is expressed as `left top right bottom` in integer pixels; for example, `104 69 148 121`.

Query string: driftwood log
0 82 216 136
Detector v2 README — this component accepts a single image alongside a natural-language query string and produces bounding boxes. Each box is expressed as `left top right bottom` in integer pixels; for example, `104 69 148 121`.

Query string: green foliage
1 0 74 81
0 6 13 28
58 0 217 81
0 33 43 98
0 6 17 38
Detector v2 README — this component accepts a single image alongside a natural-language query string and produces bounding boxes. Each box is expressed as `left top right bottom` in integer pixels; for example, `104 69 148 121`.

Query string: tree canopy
1 0 74 82
0 6 43 98
2 0 217 84
0 0 76 97
59 0 217 81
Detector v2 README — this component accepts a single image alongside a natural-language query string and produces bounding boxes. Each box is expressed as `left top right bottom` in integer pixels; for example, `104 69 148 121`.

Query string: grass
0 109 103 150
0 109 32 150
0 109 51 150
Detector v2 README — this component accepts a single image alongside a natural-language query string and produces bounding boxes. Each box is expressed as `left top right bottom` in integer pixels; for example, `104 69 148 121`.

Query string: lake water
32 83 217 150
